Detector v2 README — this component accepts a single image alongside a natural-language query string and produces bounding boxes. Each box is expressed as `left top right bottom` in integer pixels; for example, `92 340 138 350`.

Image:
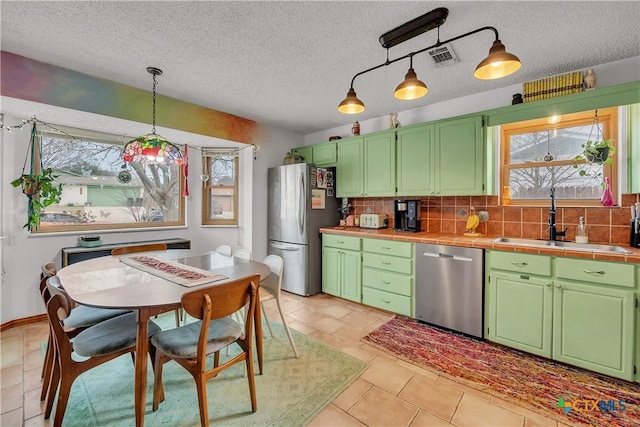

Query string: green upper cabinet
396 124 434 196
336 131 395 197
336 137 364 197
363 132 396 196
291 146 313 164
434 115 485 195
312 141 338 166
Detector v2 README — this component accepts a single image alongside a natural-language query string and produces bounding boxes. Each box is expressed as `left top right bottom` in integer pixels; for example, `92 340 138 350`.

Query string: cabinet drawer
362 268 412 296
323 234 360 251
556 258 636 288
363 239 412 257
363 253 413 274
489 251 551 276
363 287 412 316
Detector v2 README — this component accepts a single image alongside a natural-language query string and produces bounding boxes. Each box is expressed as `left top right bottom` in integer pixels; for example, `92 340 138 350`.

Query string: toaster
360 213 388 229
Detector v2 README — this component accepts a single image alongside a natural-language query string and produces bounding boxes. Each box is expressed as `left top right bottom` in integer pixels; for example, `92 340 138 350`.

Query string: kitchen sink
491 237 632 254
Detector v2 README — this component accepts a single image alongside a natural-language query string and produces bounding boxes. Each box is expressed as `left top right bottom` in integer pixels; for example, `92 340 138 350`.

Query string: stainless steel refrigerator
268 163 339 295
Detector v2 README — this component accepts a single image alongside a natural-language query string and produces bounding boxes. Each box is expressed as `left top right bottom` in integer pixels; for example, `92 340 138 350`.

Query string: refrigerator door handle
269 241 302 251
298 171 305 235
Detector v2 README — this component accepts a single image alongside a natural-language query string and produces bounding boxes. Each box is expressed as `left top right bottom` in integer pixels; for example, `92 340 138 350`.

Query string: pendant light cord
152 72 157 134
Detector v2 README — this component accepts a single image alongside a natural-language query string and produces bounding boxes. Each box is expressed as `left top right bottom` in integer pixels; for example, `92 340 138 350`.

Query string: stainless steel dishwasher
415 244 484 338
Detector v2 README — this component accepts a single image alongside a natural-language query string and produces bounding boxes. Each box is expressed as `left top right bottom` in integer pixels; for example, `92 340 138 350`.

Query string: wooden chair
39 272 129 403
260 255 299 357
110 243 168 255
232 248 252 260
44 278 161 427
214 244 232 256
150 275 260 426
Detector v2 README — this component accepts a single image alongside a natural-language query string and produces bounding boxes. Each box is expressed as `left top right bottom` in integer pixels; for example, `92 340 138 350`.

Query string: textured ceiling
1 1 639 136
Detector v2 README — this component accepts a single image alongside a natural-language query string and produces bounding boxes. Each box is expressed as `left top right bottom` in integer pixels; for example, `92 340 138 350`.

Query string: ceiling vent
428 44 458 66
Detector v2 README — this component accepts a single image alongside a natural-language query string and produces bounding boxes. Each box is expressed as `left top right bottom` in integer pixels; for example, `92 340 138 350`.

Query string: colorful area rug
59 316 365 426
362 316 640 426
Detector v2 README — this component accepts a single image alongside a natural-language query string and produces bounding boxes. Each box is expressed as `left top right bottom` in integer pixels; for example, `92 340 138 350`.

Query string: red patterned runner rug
119 255 227 287
362 316 640 426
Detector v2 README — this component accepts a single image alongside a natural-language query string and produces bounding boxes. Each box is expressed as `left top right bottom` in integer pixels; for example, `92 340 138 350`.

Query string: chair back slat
261 255 283 294
111 243 168 255
181 274 259 321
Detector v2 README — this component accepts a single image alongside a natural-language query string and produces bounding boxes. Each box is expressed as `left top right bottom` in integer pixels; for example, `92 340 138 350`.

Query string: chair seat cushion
73 313 161 357
151 317 242 359
64 306 131 329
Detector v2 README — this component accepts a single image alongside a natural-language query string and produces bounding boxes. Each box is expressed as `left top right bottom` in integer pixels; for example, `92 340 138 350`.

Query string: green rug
59 316 365 426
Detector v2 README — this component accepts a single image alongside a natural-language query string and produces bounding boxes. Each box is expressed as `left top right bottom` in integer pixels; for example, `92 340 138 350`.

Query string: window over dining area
35 128 185 233
202 154 238 226
499 107 618 206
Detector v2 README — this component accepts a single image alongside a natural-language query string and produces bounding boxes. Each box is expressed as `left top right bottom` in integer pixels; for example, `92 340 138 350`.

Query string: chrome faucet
548 187 567 241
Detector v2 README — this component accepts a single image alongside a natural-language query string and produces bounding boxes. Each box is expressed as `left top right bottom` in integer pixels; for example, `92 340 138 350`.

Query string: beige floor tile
349 386 420 427
333 378 373 412
436 376 492 401
24 413 49 427
359 343 398 362
23 388 43 420
316 304 355 319
308 404 366 427
340 310 386 329
451 393 525 427
1 336 24 354
23 367 43 393
525 417 560 427
398 373 463 421
24 350 44 372
1 382 22 414
0 347 23 369
394 359 439 381
1 365 23 388
338 345 376 363
287 319 318 335
360 356 415 395
312 316 349 334
287 307 326 324
333 325 372 343
0 408 22 427
309 330 348 348
492 396 557 426
410 410 455 426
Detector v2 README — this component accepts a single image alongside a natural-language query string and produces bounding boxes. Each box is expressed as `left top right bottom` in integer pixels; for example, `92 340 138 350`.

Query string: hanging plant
572 110 615 184
10 123 63 231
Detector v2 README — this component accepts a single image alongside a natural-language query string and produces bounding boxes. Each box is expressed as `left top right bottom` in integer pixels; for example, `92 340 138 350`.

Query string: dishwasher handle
421 252 473 262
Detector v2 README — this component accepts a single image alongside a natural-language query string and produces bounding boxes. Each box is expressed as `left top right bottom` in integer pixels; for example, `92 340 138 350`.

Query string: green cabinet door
434 115 485 195
488 272 553 357
336 137 363 197
322 246 341 297
363 132 396 196
552 281 635 381
313 142 338 166
396 124 434 196
341 249 362 303
291 146 313 164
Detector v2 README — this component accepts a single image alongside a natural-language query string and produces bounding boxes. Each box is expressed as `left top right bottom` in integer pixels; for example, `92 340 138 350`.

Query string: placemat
119 255 227 287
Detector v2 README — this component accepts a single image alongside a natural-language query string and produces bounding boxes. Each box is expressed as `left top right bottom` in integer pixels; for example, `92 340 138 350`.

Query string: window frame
34 129 185 234
201 154 239 226
499 107 618 207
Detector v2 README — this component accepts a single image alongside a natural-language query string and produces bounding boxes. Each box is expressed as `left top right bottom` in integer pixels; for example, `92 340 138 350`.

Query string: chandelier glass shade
122 67 184 165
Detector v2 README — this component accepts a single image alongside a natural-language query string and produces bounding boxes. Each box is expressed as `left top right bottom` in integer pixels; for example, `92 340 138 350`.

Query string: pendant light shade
122 67 184 165
394 67 428 100
337 88 366 114
473 39 521 80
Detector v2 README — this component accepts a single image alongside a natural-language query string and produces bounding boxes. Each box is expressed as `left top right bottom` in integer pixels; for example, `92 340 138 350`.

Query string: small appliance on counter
394 200 421 232
631 202 640 248
359 213 388 229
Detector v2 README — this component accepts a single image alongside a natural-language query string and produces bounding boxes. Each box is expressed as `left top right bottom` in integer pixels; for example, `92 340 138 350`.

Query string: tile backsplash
349 194 640 246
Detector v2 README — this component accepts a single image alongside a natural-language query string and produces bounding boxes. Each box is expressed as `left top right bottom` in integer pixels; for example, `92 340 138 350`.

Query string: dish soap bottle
575 216 588 243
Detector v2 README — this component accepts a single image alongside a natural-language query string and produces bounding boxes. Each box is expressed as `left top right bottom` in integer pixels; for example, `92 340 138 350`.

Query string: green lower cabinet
488 272 553 357
552 281 635 381
321 246 361 303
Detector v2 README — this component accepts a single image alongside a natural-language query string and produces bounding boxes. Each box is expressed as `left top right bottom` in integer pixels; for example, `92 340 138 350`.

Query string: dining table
56 249 272 427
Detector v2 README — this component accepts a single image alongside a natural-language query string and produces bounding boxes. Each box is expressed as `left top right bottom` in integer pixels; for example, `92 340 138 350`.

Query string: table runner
119 255 227 287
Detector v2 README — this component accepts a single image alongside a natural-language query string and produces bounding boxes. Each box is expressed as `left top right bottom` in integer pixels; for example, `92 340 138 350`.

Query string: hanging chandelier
122 67 184 165
337 7 522 114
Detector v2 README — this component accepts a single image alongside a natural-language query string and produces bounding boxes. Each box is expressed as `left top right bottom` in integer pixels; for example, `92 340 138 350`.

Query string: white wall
304 56 640 145
0 109 300 324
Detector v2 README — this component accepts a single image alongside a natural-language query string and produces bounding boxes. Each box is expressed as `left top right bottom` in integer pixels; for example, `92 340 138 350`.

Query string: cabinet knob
583 270 605 275
382 280 391 285
381 299 390 304
545 282 552 287
555 283 562 289
382 261 391 265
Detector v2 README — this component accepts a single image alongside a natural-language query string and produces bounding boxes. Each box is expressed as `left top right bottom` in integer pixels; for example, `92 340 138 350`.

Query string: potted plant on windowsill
572 139 615 177
10 168 63 230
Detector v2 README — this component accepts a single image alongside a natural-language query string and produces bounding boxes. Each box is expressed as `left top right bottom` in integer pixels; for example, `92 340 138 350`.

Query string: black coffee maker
394 200 421 232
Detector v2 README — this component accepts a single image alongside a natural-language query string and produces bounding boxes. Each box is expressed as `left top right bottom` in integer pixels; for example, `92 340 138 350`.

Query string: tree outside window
202 154 238 225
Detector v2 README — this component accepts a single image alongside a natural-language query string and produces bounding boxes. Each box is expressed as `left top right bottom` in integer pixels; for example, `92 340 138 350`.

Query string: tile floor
1 292 572 427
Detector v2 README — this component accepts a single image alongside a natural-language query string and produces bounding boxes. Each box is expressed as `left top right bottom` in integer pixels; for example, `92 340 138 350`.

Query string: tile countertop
319 227 640 264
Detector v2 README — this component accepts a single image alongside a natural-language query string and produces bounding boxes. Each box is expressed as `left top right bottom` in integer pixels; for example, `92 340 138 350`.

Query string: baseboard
1 313 47 332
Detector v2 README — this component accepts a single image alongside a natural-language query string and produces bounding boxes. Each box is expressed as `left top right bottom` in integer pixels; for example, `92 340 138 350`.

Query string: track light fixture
337 7 521 114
